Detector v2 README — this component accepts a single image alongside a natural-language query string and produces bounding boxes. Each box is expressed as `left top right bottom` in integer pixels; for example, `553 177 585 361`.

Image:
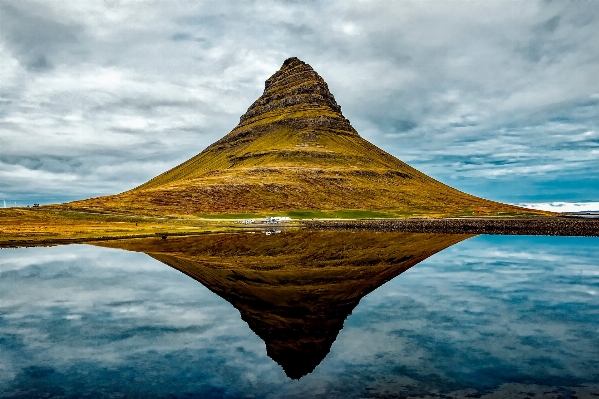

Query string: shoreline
3 217 598 249
0 231 212 249
0 225 299 249
303 217 599 237
0 229 261 249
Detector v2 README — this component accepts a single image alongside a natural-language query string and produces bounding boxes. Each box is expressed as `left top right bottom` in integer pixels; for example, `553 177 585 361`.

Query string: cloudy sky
1 0 598 209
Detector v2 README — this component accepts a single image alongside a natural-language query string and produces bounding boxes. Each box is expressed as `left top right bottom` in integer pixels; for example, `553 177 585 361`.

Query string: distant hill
63 57 549 217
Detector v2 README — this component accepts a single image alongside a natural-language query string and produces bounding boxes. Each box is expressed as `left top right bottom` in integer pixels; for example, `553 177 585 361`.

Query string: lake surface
1 232 598 398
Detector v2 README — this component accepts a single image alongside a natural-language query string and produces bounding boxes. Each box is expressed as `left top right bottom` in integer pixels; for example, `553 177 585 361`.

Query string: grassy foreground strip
1 208 590 248
0 208 255 248
304 218 599 237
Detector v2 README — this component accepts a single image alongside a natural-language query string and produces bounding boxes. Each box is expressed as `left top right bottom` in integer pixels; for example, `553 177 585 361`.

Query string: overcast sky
1 0 598 208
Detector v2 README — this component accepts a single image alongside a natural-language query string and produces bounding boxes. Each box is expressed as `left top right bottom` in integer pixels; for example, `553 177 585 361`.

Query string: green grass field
196 209 417 219
193 209 548 220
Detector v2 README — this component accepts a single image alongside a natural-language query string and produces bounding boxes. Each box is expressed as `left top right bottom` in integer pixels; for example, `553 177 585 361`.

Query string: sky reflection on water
1 234 598 398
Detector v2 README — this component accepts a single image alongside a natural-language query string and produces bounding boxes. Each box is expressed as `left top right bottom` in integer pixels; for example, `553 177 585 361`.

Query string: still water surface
1 232 598 398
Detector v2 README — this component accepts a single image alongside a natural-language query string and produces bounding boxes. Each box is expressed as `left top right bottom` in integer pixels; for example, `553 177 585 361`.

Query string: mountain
64 57 547 217
94 230 473 379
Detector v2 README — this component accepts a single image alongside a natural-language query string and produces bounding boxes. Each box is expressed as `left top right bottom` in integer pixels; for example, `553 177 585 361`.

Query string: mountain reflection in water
94 230 472 379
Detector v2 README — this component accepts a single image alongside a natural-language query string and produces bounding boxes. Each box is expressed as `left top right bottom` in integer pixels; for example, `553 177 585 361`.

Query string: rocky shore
304 217 599 237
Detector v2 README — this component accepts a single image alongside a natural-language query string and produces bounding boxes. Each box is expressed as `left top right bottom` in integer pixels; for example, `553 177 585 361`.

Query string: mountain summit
135 56 366 191
67 57 543 216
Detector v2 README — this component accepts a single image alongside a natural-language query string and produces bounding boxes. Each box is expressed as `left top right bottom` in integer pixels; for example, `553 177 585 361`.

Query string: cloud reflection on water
327 236 599 396
0 234 598 398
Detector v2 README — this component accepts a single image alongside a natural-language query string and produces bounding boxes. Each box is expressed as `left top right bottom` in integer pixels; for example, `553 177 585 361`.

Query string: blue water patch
328 236 599 394
1 236 598 398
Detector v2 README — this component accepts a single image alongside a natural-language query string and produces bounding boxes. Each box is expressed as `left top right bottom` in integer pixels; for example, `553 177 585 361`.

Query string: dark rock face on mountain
95 230 473 379
61 57 549 217
239 57 347 124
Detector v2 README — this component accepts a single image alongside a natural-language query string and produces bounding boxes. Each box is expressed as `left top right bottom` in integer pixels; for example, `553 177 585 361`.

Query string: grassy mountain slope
62 57 550 217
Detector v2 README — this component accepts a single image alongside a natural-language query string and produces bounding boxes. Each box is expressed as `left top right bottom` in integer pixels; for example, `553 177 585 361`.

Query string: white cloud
517 202 599 213
0 162 78 182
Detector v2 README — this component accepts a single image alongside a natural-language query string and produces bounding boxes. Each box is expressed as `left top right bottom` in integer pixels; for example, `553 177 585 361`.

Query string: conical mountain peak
265 57 310 89
239 57 343 124
62 57 549 217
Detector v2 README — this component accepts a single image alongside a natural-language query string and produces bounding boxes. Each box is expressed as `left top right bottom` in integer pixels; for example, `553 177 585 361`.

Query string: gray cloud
0 1 85 71
0 0 598 204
